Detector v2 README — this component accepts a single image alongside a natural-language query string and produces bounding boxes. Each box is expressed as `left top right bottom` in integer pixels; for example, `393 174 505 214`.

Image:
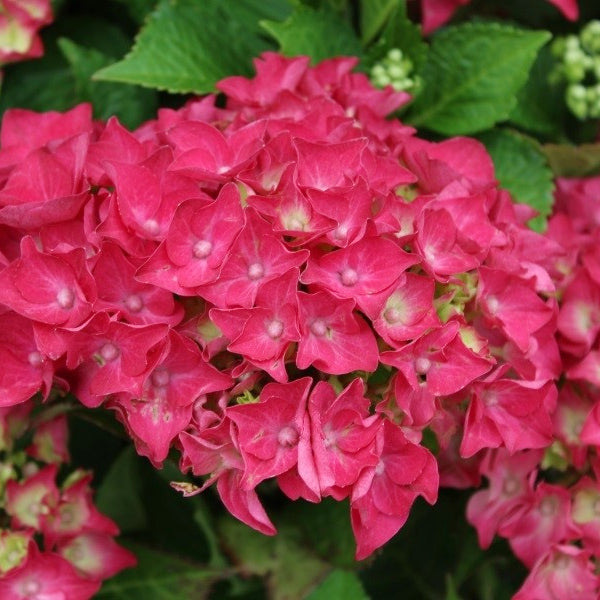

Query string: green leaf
96 541 222 599
359 0 398 45
542 143 600 177
306 570 369 600
509 44 566 137
219 516 330 600
261 3 363 63
96 446 148 533
444 575 464 600
58 38 157 128
478 129 554 231
94 0 292 93
380 1 427 73
286 498 357 568
406 23 550 135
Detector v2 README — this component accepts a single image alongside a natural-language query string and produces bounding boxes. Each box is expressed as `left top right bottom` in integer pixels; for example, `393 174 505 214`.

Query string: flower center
100 342 119 362
414 357 431 375
20 579 41 597
539 496 557 517
193 239 213 259
383 307 402 324
502 476 520 496
277 425 299 447
151 368 170 388
310 319 328 337
125 294 143 312
247 262 264 280
28 351 43 367
486 296 500 316
266 319 284 339
339 267 358 287
143 219 160 235
333 224 348 240
56 287 75 309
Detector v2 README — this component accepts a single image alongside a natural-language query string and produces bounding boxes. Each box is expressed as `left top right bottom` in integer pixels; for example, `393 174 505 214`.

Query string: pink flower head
0 237 95 328
113 330 232 466
178 417 277 536
5 464 59 530
57 532 136 581
380 320 494 397
301 236 418 310
360 272 440 346
461 378 556 458
309 379 380 498
210 269 301 382
296 290 379 374
0 541 100 600
0 0 53 65
226 377 317 494
477 266 555 353
467 448 543 549
196 208 309 308
513 545 599 600
571 477 600 554
92 242 183 326
42 472 120 547
0 312 53 407
351 420 438 560
500 482 578 568
421 0 578 35
27 415 69 464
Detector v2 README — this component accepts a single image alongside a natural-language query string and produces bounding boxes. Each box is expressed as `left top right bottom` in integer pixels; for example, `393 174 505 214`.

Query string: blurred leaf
359 0 398 44
543 143 600 177
96 446 147 533
261 3 363 63
444 575 464 600
0 15 153 127
406 23 550 135
58 38 157 128
194 503 229 569
379 0 427 72
509 44 566 137
286 498 357 568
138 459 212 562
95 0 292 93
478 128 555 231
96 541 223 599
219 516 330 600
306 570 369 600
112 0 158 23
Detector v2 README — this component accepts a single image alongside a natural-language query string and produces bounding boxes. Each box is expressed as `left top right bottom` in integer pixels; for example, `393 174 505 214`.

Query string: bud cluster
370 48 419 93
552 20 600 119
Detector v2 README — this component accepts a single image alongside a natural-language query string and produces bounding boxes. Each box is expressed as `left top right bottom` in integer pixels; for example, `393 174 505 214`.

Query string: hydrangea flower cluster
0 51 570 564
0 0 52 66
463 177 600 599
0 402 136 599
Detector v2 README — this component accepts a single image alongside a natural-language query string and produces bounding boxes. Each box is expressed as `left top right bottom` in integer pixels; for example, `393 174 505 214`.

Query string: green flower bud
566 83 589 119
581 20 600 55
